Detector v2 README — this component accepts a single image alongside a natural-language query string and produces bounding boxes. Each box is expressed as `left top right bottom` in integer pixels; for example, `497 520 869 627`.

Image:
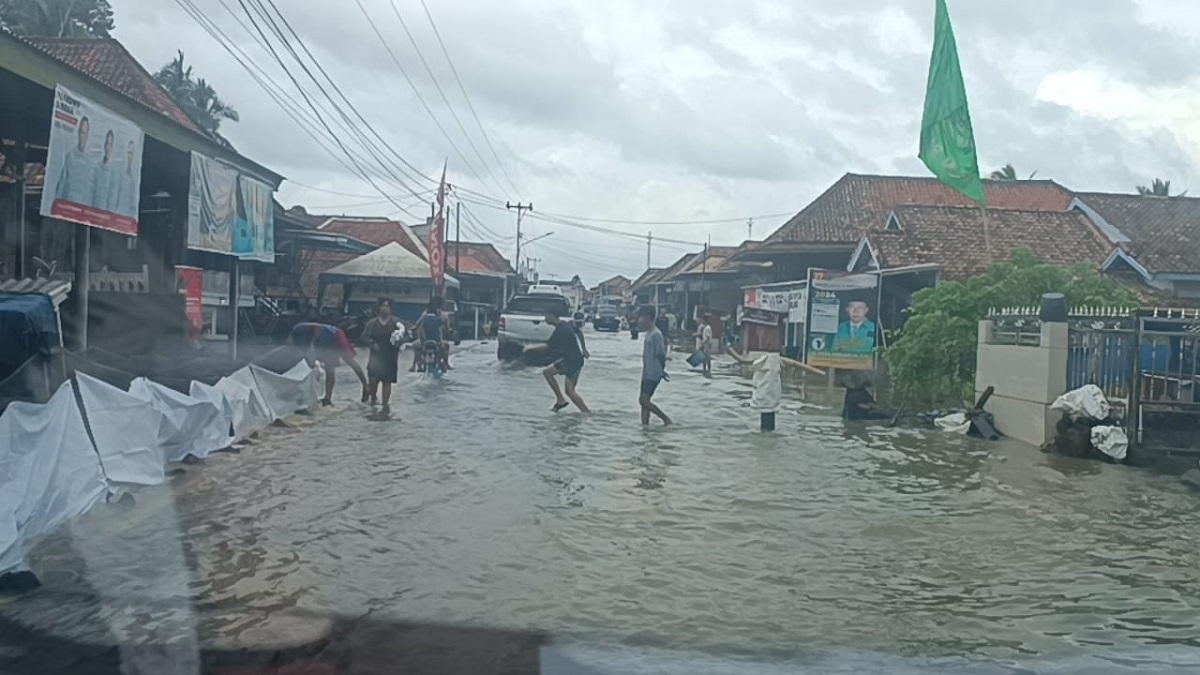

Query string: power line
176 0 425 218
418 0 522 198
212 0 428 218
351 0 503 201
534 209 796 226
387 0 508 198
247 0 436 201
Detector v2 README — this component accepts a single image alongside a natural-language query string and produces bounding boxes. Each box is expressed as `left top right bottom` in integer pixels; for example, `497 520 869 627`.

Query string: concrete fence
976 319 1068 447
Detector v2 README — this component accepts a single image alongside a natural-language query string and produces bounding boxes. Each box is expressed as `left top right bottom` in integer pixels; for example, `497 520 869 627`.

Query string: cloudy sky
114 0 1200 284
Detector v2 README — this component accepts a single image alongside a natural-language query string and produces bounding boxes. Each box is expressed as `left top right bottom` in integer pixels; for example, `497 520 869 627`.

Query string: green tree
0 0 114 38
1137 178 1172 196
883 249 1136 405
153 51 239 134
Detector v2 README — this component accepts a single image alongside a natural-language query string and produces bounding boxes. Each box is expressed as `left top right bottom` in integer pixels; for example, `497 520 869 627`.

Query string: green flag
919 0 985 205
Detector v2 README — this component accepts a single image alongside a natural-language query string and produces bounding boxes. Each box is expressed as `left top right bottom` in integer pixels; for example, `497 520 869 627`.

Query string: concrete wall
975 321 1068 447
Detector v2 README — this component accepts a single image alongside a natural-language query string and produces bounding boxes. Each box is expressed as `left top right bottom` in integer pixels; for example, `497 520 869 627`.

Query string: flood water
4 330 1200 672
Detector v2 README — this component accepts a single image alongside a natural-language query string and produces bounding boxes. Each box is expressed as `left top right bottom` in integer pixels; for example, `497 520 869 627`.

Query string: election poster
187 151 238 254
41 86 144 235
234 176 275 262
805 269 880 370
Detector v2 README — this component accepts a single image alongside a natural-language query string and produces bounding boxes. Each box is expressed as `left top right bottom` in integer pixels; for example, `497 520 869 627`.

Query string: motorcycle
418 340 445 377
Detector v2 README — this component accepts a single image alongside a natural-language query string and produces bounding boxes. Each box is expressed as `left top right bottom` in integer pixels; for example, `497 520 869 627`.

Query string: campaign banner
187 151 238 254
40 86 144 235
234 176 275 262
805 270 880 370
787 289 808 324
429 167 447 291
175 266 203 339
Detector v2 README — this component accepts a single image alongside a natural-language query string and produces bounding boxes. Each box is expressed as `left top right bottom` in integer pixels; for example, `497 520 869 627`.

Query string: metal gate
1067 315 1134 419
1129 308 1200 459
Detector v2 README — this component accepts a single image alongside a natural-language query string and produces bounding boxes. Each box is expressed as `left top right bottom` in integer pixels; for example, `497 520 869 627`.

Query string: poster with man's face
805 270 879 370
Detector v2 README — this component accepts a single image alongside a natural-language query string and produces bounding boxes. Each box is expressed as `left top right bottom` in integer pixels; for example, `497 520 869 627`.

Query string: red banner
428 164 447 293
50 199 138 236
176 266 204 340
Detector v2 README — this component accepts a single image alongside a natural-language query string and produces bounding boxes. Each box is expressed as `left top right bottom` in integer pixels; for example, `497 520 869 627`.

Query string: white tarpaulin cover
1091 426 1129 461
189 380 235 447
751 353 782 413
1051 385 1111 422
214 369 272 440
0 382 107 573
76 372 165 485
250 361 321 420
129 378 229 462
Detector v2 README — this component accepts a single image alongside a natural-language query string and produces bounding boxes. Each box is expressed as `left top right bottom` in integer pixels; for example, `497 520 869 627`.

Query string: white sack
214 370 272 440
0 382 107 573
76 372 165 485
129 378 228 462
250 360 321 419
935 412 972 434
751 353 782 413
1050 384 1111 422
1091 425 1129 461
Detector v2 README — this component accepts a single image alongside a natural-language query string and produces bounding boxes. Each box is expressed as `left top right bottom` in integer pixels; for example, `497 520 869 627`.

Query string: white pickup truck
496 293 574 363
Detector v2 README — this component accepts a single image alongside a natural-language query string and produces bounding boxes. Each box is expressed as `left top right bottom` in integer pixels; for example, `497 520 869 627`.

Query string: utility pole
455 201 461 274
747 217 754 240
646 230 652 269
506 201 533 272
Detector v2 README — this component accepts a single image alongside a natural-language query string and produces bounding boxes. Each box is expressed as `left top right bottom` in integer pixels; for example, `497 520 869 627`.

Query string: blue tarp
0 293 57 379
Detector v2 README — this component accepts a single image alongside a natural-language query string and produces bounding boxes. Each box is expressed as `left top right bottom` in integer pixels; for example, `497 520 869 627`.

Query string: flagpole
979 201 992 258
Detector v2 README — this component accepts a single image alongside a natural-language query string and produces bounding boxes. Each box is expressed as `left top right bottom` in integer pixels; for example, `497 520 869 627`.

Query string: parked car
496 293 573 363
593 306 621 332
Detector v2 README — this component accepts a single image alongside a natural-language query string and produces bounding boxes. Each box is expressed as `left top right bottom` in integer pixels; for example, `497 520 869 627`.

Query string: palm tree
153 51 239 134
989 164 1018 181
1137 178 1172 196
0 0 115 38
988 164 1039 181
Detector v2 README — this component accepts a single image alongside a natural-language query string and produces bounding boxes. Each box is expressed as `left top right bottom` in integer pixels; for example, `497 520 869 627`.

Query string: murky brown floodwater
4 331 1200 672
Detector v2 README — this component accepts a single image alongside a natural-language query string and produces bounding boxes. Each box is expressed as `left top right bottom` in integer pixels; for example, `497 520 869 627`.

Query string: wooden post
73 225 90 350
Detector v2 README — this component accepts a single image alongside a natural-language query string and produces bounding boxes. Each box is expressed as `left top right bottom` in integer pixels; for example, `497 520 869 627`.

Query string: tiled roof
676 246 740 276
656 252 702 282
318 217 426 260
23 37 205 135
630 268 665 292
445 241 516 275
765 173 1075 246
597 275 632 290
1073 192 1200 275
865 205 1111 281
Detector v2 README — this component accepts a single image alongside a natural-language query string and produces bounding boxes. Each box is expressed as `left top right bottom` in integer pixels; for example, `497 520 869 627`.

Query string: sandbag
1091 426 1129 461
75 372 165 485
935 412 972 434
129 378 229 462
1050 385 1111 422
214 370 272 440
0 381 106 573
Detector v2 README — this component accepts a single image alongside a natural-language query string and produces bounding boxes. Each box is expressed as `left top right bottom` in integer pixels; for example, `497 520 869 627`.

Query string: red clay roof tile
766 173 1075 246
24 37 205 135
869 205 1111 281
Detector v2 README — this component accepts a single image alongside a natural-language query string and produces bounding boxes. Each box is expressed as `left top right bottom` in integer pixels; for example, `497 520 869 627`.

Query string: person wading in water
362 298 402 416
524 307 590 413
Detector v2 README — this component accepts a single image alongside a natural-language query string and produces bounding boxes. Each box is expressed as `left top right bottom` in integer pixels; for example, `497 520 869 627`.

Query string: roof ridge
846 171 1065 186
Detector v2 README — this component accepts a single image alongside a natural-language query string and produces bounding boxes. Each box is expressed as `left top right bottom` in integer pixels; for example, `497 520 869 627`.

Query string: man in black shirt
524 307 591 412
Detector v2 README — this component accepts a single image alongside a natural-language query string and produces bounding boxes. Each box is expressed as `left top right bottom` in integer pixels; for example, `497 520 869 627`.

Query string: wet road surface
4 330 1200 672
